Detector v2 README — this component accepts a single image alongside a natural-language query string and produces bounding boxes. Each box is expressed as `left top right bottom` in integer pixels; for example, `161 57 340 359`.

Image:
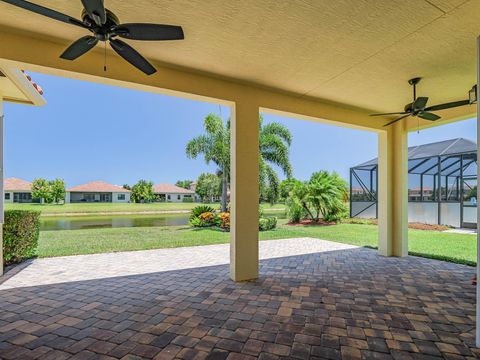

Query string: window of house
177 195 181 200
167 195 171 200
117 194 126 201
4 193 10 200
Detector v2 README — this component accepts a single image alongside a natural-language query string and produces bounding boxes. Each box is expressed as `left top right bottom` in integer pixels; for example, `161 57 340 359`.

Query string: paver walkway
0 238 477 359
0 238 356 289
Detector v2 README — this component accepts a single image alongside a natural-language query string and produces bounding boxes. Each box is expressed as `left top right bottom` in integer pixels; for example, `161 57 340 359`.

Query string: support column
0 100 3 276
230 100 259 281
475 35 480 348
377 120 408 257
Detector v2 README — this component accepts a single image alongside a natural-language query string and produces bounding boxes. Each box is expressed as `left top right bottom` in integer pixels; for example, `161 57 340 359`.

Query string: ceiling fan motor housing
82 8 119 41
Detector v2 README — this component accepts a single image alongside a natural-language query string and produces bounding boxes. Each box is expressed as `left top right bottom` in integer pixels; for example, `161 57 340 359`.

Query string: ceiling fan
1 0 185 75
370 77 471 127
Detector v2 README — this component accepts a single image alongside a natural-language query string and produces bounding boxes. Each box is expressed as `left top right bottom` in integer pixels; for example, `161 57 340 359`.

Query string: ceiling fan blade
413 96 428 110
383 114 410 127
1 0 88 28
110 39 157 75
418 112 441 121
81 0 106 25
60 36 98 60
114 23 184 41
425 99 470 112
370 112 407 117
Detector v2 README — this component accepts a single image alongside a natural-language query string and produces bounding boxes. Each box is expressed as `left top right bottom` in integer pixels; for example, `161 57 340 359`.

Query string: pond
40 212 285 231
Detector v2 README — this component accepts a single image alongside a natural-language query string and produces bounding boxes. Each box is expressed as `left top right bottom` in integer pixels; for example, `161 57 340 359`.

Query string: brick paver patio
0 238 477 359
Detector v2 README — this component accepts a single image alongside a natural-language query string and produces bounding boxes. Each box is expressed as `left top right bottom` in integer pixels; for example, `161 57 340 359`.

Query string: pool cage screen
350 138 477 228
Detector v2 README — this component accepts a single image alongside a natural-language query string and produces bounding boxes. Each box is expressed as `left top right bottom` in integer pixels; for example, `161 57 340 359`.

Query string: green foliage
286 171 348 223
32 178 66 204
3 210 40 265
190 211 219 227
32 178 53 203
286 197 305 223
259 216 277 231
186 114 230 211
50 178 66 204
123 184 131 190
182 197 194 203
175 180 193 189
131 180 155 203
187 113 293 210
279 178 302 200
190 205 216 219
195 173 221 202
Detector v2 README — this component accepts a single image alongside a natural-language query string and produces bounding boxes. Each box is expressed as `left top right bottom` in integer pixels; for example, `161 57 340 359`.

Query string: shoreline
41 208 286 217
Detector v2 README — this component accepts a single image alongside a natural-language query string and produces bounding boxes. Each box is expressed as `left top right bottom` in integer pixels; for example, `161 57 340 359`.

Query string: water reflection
41 212 285 231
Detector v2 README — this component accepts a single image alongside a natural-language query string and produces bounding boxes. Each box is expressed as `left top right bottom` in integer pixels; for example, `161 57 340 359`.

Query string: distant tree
123 184 131 190
49 178 66 204
131 180 154 203
32 178 53 203
195 173 221 202
175 180 193 189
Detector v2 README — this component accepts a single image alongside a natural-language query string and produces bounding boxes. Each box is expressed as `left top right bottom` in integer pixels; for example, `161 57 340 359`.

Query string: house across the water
3 177 38 203
66 180 131 203
153 183 197 202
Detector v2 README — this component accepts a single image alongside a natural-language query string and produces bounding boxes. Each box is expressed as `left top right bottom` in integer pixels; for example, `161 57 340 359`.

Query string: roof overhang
0 66 46 106
0 1 479 130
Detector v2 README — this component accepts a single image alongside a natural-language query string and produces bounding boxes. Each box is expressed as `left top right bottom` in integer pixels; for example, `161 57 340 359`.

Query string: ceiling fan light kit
1 0 185 75
370 77 472 127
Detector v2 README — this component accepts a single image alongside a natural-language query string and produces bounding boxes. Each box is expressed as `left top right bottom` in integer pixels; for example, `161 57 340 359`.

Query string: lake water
40 212 285 231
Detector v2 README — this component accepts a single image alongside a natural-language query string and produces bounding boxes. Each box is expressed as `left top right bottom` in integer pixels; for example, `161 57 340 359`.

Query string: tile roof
4 177 32 191
153 183 195 194
67 180 130 193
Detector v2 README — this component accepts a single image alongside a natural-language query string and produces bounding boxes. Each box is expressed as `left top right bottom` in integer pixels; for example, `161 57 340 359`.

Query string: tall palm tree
186 113 292 211
186 114 230 211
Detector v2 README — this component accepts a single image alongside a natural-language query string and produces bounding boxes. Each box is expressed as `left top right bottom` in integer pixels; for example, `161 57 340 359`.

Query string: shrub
182 197 194 203
219 212 230 230
259 216 277 231
3 210 40 265
190 205 215 220
285 170 348 223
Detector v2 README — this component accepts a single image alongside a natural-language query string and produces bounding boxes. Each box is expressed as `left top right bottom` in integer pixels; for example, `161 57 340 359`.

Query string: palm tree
186 113 293 211
186 114 230 211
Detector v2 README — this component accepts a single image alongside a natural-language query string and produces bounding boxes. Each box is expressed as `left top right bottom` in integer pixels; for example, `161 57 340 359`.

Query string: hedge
259 216 277 231
3 210 41 265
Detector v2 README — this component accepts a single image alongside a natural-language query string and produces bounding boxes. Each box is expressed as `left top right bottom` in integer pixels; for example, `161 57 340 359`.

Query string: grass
6 202 286 215
37 220 477 265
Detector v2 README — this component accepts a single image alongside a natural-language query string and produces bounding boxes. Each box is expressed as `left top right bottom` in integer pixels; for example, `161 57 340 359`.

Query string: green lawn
38 222 477 266
6 202 285 215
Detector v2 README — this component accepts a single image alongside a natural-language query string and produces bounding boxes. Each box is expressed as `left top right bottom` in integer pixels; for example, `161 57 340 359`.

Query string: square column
0 100 3 276
230 100 259 281
377 120 408 257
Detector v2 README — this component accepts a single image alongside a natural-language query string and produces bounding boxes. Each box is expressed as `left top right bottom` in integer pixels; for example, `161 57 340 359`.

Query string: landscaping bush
182 197 194 203
219 212 230 230
259 216 277 231
286 170 348 223
190 205 216 220
3 210 40 265
190 205 220 227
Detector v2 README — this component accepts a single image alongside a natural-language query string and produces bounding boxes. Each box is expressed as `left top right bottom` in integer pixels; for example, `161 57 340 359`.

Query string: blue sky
4 72 476 186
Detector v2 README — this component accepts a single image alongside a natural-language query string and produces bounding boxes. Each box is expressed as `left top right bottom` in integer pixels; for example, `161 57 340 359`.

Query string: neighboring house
153 183 197 202
66 180 130 203
4 177 39 203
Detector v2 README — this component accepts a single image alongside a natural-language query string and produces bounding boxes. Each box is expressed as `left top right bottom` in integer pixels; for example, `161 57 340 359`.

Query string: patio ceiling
0 0 479 128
